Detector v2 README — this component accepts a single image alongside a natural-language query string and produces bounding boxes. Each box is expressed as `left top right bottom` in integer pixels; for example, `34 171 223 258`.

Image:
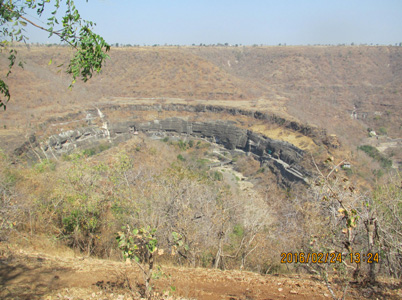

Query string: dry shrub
0 151 27 241
234 156 260 177
372 173 402 279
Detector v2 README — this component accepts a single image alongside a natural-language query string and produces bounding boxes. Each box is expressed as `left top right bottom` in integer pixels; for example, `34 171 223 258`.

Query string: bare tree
372 173 402 279
0 153 22 241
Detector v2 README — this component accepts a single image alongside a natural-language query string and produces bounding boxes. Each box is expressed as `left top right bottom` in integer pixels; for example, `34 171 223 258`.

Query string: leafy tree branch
0 0 110 110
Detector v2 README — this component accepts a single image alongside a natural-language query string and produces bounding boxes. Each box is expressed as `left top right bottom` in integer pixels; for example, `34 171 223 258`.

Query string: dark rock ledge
15 116 311 186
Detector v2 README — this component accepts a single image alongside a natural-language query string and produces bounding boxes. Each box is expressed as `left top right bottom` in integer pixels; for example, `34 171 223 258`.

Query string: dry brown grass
250 123 318 152
2 45 402 141
1 44 401 185
3 237 401 300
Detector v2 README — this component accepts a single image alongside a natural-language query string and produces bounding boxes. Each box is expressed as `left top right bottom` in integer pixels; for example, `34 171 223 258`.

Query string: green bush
358 145 377 157
196 158 211 168
178 140 187 151
60 202 102 255
82 148 96 157
373 169 384 178
200 251 214 268
232 224 244 237
196 142 210 149
98 142 111 153
378 127 387 135
358 145 392 169
188 140 194 148
3 169 17 186
213 171 223 181
35 159 56 173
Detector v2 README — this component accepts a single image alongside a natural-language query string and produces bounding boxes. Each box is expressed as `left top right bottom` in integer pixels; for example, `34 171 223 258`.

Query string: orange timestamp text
281 252 342 264
281 252 379 264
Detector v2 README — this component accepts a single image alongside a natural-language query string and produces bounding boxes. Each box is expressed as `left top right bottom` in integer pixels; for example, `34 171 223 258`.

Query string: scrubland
1 45 402 299
1 134 402 299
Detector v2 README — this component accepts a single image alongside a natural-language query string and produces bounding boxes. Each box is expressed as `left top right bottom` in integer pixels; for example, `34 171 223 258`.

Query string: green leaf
0 79 11 110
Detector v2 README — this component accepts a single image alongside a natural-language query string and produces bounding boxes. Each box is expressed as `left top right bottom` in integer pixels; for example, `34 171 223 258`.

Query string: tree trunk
365 218 377 283
215 237 223 269
145 252 154 300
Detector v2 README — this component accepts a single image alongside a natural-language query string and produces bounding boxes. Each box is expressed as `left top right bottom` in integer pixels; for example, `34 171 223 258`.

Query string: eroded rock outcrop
36 103 328 142
16 116 309 185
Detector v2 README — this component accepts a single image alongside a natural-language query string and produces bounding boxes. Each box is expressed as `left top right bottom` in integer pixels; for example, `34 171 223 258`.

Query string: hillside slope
188 46 402 142
1 45 401 151
2 241 401 300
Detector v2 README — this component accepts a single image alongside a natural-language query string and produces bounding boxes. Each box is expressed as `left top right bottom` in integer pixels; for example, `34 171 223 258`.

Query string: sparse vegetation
116 226 159 299
358 145 393 169
378 126 388 135
1 44 402 299
212 170 223 181
0 152 20 240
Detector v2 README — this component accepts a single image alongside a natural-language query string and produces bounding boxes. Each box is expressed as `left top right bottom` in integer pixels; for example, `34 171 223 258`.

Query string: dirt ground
1 242 401 300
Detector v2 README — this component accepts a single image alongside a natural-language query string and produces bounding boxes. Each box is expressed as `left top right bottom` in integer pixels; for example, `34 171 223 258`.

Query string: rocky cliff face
133 117 304 166
105 103 327 141
16 114 310 185
35 103 329 142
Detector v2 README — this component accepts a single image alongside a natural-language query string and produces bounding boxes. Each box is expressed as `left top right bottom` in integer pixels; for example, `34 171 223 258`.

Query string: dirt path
1 244 401 300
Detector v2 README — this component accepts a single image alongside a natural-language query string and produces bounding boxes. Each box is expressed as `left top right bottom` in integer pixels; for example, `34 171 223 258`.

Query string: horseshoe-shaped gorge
14 103 340 186
3 44 402 299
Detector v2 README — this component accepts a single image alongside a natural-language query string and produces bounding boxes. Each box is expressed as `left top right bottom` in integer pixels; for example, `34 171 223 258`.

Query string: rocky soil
1 241 401 300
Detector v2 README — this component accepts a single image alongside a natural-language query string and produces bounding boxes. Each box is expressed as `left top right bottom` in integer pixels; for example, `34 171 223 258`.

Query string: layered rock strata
16 116 309 185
